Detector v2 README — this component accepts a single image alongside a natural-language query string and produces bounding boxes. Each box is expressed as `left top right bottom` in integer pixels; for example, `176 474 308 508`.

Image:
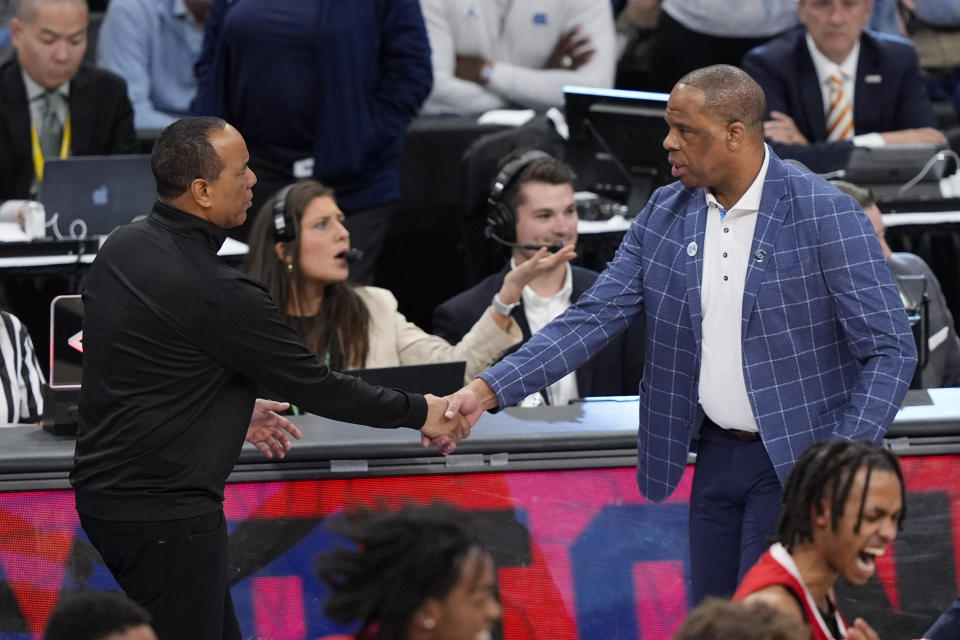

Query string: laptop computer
40 154 157 238
345 362 466 397
44 295 84 434
844 144 950 184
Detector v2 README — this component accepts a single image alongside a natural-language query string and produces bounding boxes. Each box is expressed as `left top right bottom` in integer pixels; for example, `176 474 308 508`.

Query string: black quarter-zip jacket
72 201 426 521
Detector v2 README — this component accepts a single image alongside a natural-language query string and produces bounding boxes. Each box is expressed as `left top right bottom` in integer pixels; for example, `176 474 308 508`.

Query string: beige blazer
356 286 521 383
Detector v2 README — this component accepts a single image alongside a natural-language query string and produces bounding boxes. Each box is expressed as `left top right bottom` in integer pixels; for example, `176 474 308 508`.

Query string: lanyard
30 115 72 183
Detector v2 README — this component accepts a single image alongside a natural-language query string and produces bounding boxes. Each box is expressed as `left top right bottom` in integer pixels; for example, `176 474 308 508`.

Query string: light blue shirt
96 0 204 130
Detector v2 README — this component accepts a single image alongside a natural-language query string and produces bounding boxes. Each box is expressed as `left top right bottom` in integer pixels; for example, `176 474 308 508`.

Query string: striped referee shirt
0 311 44 424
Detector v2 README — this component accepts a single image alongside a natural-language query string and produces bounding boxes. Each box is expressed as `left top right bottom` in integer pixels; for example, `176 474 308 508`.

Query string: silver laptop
48 294 84 390
40 154 157 238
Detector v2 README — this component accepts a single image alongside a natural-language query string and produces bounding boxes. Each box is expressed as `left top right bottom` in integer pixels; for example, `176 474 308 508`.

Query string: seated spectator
317 504 501 640
44 590 157 640
734 440 905 640
741 0 947 173
672 597 806 640
0 0 136 202
1 308 44 425
244 180 540 384
433 150 644 405
96 0 209 131
832 179 960 388
419 0 616 115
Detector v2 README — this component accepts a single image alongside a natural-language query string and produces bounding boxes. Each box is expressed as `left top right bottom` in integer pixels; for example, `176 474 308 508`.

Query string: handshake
420 379 498 455
246 380 499 460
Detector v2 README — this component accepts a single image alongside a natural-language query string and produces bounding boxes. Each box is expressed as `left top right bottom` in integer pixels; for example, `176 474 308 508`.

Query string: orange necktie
826 72 853 142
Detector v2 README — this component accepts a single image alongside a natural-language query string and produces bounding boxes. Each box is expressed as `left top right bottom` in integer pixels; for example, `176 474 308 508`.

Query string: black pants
689 418 781 604
342 200 397 285
80 510 241 640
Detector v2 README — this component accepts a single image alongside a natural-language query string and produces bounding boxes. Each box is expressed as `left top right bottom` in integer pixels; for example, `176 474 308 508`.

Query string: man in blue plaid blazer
442 64 916 605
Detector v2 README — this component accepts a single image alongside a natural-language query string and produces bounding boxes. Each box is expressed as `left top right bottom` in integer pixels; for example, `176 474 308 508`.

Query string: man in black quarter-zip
71 117 470 640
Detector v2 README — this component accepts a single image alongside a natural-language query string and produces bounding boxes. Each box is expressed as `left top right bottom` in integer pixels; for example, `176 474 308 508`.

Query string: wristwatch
492 293 519 316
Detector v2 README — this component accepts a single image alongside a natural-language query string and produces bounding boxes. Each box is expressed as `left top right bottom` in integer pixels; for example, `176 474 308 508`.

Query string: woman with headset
244 180 575 383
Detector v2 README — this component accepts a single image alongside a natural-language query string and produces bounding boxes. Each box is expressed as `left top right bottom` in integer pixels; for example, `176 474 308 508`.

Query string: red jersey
734 543 847 640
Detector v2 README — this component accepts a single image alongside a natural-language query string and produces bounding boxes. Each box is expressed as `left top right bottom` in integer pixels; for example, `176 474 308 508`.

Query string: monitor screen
48 295 83 389
564 86 671 213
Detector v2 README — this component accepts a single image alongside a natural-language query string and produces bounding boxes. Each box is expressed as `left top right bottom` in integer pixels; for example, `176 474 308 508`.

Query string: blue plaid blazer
480 151 917 502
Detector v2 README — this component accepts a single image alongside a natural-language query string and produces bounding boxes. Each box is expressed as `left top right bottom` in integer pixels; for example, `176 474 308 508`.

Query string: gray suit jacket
889 252 960 388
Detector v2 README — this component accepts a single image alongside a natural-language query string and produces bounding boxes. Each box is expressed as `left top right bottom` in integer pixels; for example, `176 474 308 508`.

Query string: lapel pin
687 242 698 257
865 74 882 84
754 249 766 262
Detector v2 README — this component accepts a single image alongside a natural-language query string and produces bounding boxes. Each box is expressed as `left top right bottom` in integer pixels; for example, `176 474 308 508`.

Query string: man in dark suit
0 0 136 203
741 0 946 173
433 151 643 404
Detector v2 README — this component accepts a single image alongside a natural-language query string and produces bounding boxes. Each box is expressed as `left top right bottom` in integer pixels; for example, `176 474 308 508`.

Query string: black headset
270 183 365 264
484 149 553 245
271 183 297 242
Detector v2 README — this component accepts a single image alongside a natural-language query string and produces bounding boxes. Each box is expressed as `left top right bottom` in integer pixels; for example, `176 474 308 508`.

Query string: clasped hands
246 383 495 459
454 25 596 86
420 379 496 455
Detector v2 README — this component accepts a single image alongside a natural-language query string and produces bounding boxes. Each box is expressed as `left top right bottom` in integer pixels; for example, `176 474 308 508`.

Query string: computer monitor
44 294 84 435
48 294 84 390
564 86 671 213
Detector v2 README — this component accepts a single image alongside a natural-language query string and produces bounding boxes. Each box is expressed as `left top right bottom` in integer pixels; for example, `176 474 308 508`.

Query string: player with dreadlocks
733 440 906 640
317 504 502 640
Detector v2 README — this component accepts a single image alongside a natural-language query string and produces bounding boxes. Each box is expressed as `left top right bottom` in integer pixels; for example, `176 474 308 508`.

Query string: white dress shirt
517 260 579 406
805 34 885 148
697 145 770 431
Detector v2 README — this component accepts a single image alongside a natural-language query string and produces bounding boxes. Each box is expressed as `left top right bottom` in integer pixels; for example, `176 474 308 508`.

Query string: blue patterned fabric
480 151 917 502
